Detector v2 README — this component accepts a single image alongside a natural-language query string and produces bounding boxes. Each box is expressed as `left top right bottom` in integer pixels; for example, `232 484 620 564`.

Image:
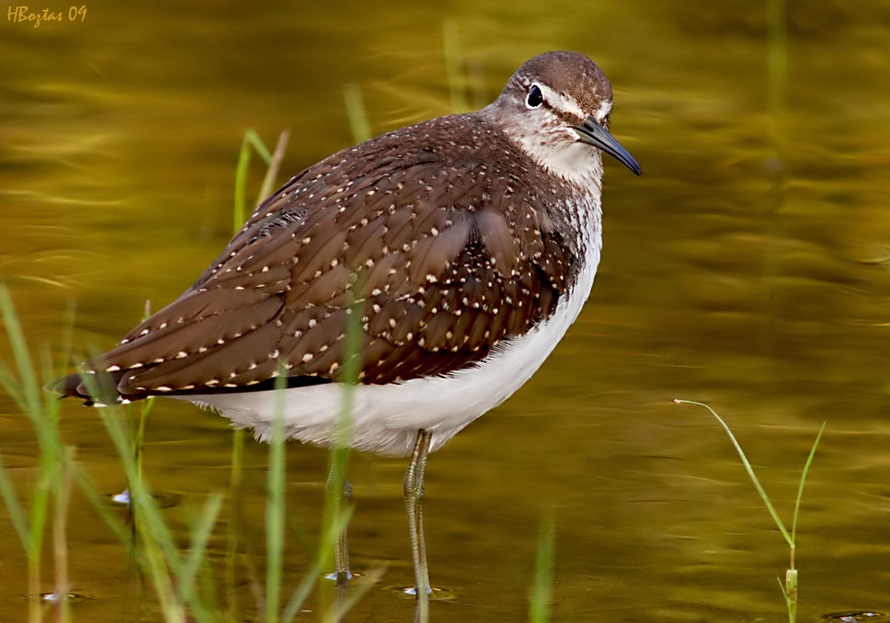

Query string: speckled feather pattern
55 51 624 455
81 116 578 395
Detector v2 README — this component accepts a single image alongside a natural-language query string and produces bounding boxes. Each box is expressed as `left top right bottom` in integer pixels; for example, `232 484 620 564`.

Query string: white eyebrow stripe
596 99 612 122
539 84 586 120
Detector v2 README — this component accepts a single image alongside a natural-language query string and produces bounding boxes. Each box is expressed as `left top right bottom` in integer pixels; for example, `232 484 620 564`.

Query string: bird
52 50 641 605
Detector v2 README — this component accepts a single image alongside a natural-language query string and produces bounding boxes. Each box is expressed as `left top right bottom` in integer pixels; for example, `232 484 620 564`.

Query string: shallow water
2 1 890 621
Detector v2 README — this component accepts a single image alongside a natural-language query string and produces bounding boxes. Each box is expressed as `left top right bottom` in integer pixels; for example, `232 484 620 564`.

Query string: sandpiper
53 50 640 604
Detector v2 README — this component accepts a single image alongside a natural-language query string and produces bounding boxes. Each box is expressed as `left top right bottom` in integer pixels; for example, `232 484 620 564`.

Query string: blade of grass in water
343 85 372 144
674 399 793 546
234 130 272 231
0 284 63 621
77 367 224 622
0 453 28 550
178 494 224 615
528 506 556 623
443 20 469 113
50 445 74 623
233 129 290 230
0 289 137 620
317 284 363 622
231 128 290 622
0 285 41 418
264 366 288 623
675 399 824 623
791 423 825 555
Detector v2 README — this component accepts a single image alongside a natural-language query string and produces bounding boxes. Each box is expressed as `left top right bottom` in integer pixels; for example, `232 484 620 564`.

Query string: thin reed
675 399 824 623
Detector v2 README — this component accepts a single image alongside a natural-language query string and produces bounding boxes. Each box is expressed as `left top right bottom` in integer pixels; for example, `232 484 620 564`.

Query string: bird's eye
526 84 544 108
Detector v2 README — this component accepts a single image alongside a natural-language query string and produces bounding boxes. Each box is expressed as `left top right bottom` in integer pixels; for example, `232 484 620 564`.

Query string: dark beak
574 117 642 176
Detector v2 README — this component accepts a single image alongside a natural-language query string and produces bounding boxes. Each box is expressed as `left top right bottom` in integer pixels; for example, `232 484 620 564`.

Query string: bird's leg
404 429 433 610
326 461 353 586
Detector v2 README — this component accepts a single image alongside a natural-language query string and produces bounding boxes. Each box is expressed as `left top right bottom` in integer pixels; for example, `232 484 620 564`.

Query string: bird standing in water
54 50 641 609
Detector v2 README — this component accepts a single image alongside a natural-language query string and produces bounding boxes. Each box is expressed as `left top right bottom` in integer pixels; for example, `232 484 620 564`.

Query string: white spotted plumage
185 184 601 456
56 51 638 459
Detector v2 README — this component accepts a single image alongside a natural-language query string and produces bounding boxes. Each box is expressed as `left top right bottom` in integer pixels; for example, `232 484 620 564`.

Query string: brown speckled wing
60 115 575 400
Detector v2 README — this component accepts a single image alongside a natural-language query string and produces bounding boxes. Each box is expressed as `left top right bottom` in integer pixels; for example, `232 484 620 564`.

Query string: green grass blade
0 287 75 618
264 366 289 623
0 360 29 416
332 566 385 618
443 19 468 113
0 284 40 417
80 378 191 619
27 459 52 555
234 135 253 232
343 85 372 143
234 129 274 231
280 508 354 623
258 131 289 205
528 506 556 623
0 454 30 547
675 399 793 547
51 447 74 623
225 426 246 621
791 422 825 547
177 493 224 620
68 460 133 548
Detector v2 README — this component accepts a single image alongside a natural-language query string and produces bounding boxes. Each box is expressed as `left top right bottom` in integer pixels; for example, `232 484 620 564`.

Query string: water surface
2 1 890 621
